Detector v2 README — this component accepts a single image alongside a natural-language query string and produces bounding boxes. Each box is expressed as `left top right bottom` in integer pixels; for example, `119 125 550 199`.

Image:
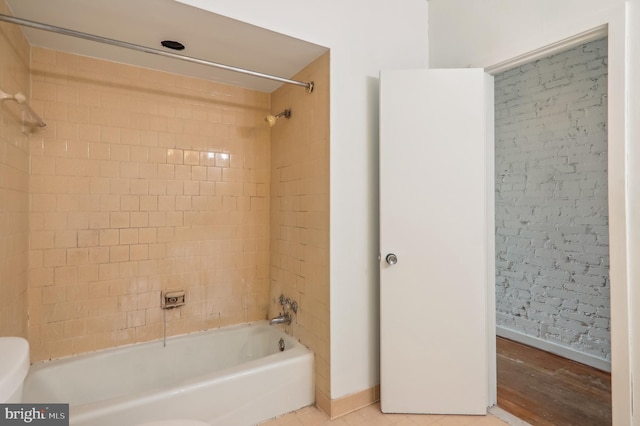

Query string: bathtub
22 321 314 426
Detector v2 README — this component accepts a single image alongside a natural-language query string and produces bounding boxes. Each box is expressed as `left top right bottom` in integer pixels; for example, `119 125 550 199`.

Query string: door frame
481 23 631 423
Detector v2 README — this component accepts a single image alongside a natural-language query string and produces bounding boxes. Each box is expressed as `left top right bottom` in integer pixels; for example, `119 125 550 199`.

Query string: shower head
265 109 291 127
0 89 47 128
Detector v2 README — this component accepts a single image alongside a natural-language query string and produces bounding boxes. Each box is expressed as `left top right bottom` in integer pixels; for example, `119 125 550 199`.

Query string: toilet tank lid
0 337 29 402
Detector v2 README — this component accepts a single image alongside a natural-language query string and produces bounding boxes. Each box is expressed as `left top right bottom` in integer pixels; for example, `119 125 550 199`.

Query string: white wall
627 2 640 424
428 0 620 70
428 1 636 424
174 0 430 399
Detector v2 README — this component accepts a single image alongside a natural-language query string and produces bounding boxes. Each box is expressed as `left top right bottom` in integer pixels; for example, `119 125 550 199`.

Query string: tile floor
261 403 510 426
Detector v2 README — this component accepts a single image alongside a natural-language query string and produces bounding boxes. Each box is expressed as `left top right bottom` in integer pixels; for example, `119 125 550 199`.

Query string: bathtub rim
24 320 314 425
70 342 313 424
27 320 300 370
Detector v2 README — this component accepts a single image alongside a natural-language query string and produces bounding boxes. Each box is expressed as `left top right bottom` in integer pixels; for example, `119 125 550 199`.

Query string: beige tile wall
0 1 31 338
269 53 330 400
28 47 272 361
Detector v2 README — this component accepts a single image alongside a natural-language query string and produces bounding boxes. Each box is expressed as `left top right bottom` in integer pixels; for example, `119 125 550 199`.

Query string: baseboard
496 326 611 372
315 385 380 419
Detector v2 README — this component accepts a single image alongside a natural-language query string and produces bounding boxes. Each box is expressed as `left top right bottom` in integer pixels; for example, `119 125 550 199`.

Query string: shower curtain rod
0 13 314 93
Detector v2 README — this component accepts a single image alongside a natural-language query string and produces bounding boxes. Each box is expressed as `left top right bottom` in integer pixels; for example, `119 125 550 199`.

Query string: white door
380 68 495 414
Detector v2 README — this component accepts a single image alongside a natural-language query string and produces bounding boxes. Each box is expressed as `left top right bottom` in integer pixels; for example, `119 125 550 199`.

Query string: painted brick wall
495 38 610 361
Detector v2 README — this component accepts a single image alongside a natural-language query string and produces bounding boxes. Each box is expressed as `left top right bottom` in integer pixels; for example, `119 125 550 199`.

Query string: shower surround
269 53 330 403
27 47 272 361
0 0 30 338
3 1 330 403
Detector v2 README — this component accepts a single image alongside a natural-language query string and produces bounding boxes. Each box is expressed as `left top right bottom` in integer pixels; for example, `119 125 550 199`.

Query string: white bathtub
23 321 314 426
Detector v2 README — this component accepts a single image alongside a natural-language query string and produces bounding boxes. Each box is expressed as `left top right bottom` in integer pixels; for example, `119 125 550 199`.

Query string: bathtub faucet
269 312 291 325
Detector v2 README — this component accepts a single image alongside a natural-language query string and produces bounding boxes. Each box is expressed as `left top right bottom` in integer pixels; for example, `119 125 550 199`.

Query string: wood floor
497 337 612 426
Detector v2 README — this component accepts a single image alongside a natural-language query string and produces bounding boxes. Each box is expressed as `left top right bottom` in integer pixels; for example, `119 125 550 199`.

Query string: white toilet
0 337 30 403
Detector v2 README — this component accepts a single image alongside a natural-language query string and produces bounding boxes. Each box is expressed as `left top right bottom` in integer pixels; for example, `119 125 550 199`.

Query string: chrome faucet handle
276 294 297 314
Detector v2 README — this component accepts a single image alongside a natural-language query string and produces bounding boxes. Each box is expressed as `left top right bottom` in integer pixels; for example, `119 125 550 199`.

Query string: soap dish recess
162 290 185 309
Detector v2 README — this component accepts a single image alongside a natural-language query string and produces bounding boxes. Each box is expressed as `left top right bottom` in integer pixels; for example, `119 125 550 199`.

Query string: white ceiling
5 0 328 93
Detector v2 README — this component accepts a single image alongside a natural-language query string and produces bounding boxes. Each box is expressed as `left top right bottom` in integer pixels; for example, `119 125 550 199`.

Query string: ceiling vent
161 40 185 50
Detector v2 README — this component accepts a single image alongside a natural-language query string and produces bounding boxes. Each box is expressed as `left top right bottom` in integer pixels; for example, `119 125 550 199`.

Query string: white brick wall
495 38 610 361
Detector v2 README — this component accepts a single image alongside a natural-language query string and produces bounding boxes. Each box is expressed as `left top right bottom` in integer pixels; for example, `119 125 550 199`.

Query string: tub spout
269 312 291 325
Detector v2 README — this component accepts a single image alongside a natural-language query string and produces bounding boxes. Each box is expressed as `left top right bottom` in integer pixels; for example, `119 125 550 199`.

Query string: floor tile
261 404 509 426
